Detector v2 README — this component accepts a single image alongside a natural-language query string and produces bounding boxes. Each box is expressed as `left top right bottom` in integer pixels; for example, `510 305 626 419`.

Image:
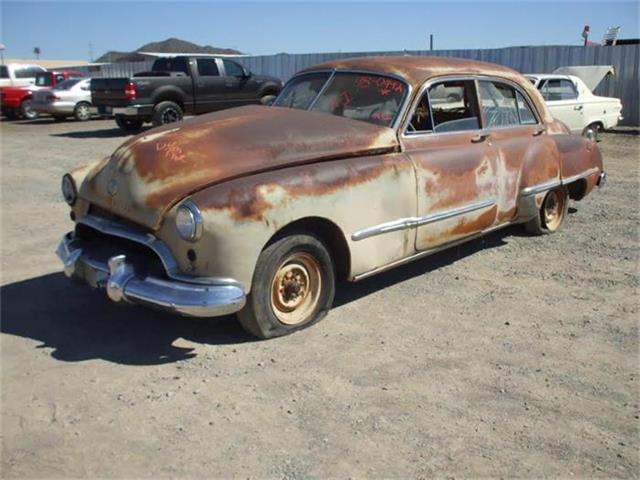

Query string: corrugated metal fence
76 45 639 125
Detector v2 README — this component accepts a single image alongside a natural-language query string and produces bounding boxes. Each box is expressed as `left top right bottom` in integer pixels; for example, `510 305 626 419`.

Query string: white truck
526 66 623 141
0 63 47 87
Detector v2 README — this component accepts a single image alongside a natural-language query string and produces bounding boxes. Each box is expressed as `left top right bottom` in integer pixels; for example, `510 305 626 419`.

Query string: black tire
20 99 38 120
73 102 92 121
3 108 17 120
525 186 569 235
237 233 336 339
152 101 183 127
115 115 144 134
260 94 276 105
582 123 599 142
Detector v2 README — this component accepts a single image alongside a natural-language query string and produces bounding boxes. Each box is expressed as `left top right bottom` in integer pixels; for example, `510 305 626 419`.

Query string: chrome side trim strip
351 198 496 241
352 221 512 282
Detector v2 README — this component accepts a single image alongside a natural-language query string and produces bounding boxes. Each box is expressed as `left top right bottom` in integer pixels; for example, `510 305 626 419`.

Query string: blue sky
1 1 638 60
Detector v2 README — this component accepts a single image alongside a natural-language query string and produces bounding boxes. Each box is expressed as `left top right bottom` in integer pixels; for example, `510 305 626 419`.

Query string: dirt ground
0 116 638 478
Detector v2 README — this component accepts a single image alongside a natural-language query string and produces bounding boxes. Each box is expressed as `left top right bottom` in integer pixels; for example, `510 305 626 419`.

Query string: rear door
192 58 227 113
401 78 499 251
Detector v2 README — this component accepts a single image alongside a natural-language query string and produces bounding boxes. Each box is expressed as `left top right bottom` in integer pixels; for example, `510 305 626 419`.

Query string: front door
193 58 227 114
402 79 499 251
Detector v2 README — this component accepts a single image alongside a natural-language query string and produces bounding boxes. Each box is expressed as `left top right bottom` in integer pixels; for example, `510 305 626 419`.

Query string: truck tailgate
91 78 131 107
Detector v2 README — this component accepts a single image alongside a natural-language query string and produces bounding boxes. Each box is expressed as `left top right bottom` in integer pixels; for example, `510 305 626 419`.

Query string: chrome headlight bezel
61 174 77 206
175 200 203 242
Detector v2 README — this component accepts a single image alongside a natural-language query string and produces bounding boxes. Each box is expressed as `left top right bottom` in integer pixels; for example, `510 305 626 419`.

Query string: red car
0 70 85 120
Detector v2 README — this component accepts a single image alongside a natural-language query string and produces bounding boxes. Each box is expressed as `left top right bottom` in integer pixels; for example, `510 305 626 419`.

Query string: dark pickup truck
91 56 283 133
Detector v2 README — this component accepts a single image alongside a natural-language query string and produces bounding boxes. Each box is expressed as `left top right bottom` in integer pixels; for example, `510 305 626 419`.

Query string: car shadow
50 127 138 139
1 226 517 366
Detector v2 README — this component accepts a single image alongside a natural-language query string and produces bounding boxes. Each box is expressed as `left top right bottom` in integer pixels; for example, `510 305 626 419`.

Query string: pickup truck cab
0 63 46 87
1 69 85 120
91 55 283 133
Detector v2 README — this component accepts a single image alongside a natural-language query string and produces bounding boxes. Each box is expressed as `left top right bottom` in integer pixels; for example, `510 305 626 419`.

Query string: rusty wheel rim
543 189 565 231
270 252 322 325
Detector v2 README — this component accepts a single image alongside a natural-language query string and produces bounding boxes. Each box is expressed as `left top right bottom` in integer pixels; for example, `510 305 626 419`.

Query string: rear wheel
152 101 183 127
525 186 569 235
3 108 17 120
260 94 276 105
115 115 144 134
74 102 91 121
20 99 38 120
237 233 335 339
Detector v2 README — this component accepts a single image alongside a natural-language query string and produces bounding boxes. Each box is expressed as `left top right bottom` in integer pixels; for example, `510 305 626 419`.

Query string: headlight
61 174 77 205
175 200 203 242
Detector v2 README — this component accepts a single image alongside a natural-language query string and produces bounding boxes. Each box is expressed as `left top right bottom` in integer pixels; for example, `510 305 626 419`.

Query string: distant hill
96 37 242 63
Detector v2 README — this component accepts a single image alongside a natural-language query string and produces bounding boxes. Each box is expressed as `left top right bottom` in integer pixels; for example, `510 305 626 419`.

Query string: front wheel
525 186 569 235
115 115 144 134
237 233 336 339
260 94 276 105
20 99 38 120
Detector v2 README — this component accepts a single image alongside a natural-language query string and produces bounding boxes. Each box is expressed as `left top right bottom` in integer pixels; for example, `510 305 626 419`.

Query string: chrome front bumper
597 171 607 188
56 232 246 317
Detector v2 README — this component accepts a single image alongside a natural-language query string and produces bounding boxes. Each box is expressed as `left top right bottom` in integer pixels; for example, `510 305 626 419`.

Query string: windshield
274 72 408 128
35 73 53 86
54 78 81 90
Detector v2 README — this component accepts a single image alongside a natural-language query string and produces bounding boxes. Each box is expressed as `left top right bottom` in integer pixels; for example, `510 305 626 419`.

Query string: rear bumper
56 231 246 317
90 104 153 117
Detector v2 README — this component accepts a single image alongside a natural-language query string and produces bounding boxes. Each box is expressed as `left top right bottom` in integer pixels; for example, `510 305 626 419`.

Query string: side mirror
242 68 252 78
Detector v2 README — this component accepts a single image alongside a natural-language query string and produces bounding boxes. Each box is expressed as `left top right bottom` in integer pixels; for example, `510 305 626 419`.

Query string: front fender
157 153 417 292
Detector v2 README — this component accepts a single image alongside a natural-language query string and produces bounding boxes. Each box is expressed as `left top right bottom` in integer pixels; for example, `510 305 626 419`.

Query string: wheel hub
270 253 322 325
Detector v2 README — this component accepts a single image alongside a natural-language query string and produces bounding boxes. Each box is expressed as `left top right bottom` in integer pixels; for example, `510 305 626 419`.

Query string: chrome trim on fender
520 179 562 196
351 198 496 241
562 167 600 186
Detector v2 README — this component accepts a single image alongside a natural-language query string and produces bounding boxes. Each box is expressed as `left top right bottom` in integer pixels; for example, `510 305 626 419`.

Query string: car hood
79 105 399 230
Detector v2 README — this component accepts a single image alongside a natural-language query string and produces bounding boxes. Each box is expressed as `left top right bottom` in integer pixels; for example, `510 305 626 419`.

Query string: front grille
76 220 166 279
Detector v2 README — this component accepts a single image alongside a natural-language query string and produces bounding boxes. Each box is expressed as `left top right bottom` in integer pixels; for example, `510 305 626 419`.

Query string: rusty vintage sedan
57 56 606 338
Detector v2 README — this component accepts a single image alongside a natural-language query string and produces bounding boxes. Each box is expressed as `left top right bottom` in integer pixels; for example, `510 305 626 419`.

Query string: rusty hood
79 105 399 229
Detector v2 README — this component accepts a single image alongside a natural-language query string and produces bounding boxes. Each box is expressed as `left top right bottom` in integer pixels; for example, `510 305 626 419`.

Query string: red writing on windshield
356 76 404 96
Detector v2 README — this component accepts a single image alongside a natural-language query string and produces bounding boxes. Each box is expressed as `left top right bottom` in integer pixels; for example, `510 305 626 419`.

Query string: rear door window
478 81 520 128
196 59 220 76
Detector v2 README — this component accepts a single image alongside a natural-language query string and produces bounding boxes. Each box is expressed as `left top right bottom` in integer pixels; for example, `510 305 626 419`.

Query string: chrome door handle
471 133 490 143
533 127 546 136
574 105 583 111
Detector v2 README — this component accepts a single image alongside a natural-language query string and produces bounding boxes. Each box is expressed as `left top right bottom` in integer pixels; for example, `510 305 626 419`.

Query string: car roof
301 55 524 88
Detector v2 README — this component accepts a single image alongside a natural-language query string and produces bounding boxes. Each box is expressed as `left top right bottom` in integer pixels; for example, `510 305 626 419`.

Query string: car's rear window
0 66 8 79
36 73 53 86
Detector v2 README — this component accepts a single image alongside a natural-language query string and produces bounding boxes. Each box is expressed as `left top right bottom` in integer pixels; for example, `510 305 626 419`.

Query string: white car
526 66 623 141
0 63 47 87
32 78 93 121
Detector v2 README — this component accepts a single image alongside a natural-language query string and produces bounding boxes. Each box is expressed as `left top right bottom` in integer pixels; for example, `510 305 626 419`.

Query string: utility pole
33 47 40 59
430 34 434 51
89 42 94 62
0 43 5 66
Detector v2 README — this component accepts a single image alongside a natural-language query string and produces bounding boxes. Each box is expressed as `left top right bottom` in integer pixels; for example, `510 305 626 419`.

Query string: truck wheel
582 123 599 142
525 186 569 235
3 108 17 120
237 233 336 339
74 102 92 121
152 101 183 127
115 115 144 134
20 99 38 120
